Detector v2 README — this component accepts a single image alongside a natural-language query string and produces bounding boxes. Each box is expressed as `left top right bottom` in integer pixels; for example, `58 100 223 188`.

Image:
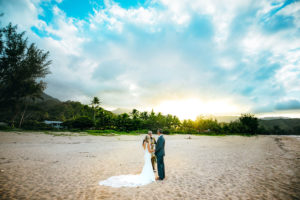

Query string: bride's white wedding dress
99 144 155 187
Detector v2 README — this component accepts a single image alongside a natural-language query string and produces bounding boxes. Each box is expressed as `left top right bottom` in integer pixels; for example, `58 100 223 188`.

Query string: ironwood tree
0 23 51 127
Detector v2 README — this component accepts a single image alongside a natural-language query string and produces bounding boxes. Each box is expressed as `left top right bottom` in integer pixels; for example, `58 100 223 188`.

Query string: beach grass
85 129 147 136
0 128 255 137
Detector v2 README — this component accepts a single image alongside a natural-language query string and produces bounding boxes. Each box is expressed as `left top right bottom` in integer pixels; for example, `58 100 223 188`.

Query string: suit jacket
155 135 165 157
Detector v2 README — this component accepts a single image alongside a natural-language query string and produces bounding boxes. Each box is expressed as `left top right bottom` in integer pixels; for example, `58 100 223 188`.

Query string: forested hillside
259 119 300 135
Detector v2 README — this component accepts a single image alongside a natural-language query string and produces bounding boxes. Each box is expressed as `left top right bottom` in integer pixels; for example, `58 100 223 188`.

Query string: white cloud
158 0 257 48
277 1 300 29
219 57 236 70
1 0 299 116
90 3 162 33
0 0 40 31
275 64 300 93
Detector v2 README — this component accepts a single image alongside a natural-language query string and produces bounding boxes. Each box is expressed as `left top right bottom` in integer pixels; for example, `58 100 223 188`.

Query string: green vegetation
0 91 267 135
0 22 51 128
85 129 144 136
258 119 300 135
1 94 287 135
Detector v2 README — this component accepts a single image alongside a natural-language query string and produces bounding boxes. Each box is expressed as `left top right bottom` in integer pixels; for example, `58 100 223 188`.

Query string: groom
155 128 165 180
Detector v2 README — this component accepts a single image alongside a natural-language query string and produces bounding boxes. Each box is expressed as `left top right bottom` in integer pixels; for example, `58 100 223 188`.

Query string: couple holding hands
99 129 165 187
144 129 165 181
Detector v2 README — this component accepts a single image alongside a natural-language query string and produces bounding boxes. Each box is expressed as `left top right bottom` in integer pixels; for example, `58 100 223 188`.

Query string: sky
1 0 300 119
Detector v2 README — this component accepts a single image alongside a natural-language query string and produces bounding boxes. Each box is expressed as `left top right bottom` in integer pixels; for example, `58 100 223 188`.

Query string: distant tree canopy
0 91 298 135
63 116 94 130
0 23 51 127
239 113 258 134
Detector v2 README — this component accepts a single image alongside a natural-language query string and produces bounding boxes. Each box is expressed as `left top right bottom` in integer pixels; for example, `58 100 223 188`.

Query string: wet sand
0 132 299 199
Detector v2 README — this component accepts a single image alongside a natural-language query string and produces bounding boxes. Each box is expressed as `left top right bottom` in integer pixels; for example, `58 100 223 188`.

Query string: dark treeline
1 93 299 135
2 92 297 135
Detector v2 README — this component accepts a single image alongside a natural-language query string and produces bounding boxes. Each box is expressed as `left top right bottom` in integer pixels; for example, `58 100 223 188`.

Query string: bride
99 135 155 187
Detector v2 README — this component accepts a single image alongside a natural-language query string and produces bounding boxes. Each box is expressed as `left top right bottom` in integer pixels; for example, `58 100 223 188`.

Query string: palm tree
91 97 101 122
131 109 139 119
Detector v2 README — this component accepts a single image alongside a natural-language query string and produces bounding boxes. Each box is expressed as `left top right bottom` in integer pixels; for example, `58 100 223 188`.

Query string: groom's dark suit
155 135 165 180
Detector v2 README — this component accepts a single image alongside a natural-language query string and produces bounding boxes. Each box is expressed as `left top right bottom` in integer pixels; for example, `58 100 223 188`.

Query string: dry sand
0 132 299 200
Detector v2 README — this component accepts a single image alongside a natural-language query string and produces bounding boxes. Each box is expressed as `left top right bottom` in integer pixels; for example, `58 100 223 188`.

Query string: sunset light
155 98 243 120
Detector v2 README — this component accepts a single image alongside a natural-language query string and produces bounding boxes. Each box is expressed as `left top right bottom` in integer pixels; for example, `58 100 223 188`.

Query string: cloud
275 99 300 110
0 0 300 116
275 64 300 93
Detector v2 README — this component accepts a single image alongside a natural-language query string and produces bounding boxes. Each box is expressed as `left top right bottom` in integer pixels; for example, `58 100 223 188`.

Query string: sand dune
0 132 299 199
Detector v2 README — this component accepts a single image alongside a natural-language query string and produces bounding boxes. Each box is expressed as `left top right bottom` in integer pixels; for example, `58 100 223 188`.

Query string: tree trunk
10 104 19 128
19 103 28 128
93 109 95 122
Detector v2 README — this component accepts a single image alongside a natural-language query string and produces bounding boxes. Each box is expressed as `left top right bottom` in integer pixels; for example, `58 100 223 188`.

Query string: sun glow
154 98 242 120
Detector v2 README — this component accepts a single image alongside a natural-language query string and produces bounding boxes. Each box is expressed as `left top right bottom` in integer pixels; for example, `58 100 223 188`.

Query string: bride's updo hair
142 135 150 146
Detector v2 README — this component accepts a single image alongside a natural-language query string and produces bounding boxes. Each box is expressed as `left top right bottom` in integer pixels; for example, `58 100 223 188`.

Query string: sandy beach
0 132 299 200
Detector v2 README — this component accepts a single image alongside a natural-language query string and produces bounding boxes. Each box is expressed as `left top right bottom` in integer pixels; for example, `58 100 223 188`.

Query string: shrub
22 120 52 130
239 114 258 134
0 122 10 130
67 116 94 130
62 120 74 129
